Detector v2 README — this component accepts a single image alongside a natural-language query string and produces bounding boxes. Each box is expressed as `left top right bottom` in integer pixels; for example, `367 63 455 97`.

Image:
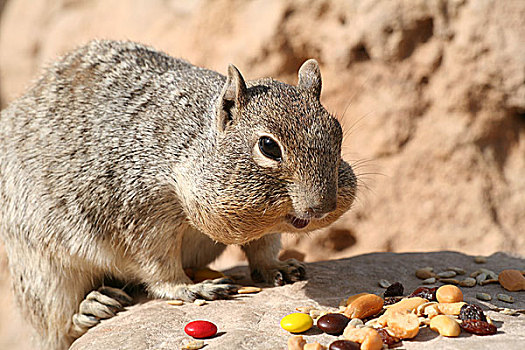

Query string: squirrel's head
186 59 357 244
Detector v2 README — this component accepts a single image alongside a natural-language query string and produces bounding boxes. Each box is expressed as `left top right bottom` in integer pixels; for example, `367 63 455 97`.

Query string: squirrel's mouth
285 215 310 229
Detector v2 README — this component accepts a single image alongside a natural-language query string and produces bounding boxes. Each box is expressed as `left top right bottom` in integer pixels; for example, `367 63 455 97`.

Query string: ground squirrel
0 40 357 349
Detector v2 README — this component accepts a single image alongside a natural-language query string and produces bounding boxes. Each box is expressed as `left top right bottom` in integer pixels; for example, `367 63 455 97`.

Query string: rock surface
0 0 524 349
70 252 524 350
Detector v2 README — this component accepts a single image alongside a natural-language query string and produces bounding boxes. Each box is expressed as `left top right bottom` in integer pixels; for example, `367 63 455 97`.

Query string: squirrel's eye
258 136 282 161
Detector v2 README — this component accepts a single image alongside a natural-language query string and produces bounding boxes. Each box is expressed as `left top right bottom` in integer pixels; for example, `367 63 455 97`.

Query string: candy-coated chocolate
184 320 217 338
329 340 361 350
280 313 313 333
317 313 350 335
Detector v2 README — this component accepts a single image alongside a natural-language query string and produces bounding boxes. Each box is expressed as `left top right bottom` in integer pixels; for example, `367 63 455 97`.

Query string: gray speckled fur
0 40 356 349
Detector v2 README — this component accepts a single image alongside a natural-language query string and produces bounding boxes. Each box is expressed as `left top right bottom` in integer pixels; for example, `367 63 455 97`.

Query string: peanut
287 335 306 350
343 326 383 350
384 297 428 315
304 343 326 350
385 310 420 339
436 285 463 303
343 293 369 307
344 294 384 319
429 315 461 337
436 302 466 315
498 269 525 292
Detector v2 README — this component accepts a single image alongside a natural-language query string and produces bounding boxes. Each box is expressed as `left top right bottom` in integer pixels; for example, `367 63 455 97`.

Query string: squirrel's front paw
250 259 306 286
69 286 132 338
150 278 238 301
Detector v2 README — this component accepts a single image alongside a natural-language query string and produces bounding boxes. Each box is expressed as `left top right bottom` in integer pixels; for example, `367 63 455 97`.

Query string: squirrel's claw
69 286 131 338
250 258 307 286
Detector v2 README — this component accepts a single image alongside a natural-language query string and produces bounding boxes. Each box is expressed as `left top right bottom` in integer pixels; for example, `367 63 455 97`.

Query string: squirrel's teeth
290 216 310 229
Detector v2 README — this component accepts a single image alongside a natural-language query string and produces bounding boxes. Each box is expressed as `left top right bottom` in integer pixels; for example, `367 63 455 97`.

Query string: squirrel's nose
294 192 337 219
306 199 337 218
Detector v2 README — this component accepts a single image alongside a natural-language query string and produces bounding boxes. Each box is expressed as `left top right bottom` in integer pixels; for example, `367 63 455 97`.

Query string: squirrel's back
0 40 224 250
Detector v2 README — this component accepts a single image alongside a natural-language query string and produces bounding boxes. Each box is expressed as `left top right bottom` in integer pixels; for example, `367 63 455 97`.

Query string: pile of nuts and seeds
283 263 525 350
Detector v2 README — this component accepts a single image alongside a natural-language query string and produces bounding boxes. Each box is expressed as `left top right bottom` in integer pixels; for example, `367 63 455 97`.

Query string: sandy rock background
0 0 524 349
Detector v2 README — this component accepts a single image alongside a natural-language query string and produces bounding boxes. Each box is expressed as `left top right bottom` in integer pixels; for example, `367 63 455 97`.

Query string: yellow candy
280 313 313 333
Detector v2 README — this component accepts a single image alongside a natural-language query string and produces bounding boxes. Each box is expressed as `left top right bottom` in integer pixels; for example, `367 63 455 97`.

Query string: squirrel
0 40 357 349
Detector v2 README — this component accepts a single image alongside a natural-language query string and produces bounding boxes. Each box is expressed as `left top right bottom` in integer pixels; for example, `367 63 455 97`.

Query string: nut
193 299 206 306
430 315 461 337
309 309 329 320
436 302 466 315
436 285 463 303
181 339 205 350
287 335 307 350
344 294 384 319
341 293 369 307
498 269 525 292
295 306 316 313
343 326 383 350
416 301 438 316
166 299 184 306
304 343 326 350
385 310 420 339
384 297 428 315
237 286 262 294
348 318 365 328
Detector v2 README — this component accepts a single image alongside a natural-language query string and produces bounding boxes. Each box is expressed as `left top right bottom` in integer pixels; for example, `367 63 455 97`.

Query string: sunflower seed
437 271 457 278
416 269 436 280
447 267 466 275
422 277 437 284
474 256 487 264
476 293 492 301
480 278 499 286
378 279 391 288
470 270 482 278
459 277 476 287
497 293 514 303
439 278 460 285
476 272 488 285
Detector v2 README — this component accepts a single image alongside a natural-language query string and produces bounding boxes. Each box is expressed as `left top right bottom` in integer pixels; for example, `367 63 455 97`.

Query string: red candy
184 320 218 338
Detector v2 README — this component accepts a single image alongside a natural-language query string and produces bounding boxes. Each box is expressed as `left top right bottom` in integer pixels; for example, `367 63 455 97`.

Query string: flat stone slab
71 251 524 349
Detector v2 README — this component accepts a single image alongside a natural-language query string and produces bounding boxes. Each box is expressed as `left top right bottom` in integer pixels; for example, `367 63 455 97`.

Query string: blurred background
0 0 523 348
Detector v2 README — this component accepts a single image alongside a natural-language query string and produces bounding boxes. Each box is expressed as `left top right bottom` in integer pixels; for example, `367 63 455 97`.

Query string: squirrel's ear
297 59 322 99
216 64 247 132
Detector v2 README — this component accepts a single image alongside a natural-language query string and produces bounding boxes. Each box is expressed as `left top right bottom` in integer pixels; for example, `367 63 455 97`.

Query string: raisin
408 286 437 301
459 303 487 322
460 319 497 335
384 282 404 297
376 328 401 347
384 296 403 306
